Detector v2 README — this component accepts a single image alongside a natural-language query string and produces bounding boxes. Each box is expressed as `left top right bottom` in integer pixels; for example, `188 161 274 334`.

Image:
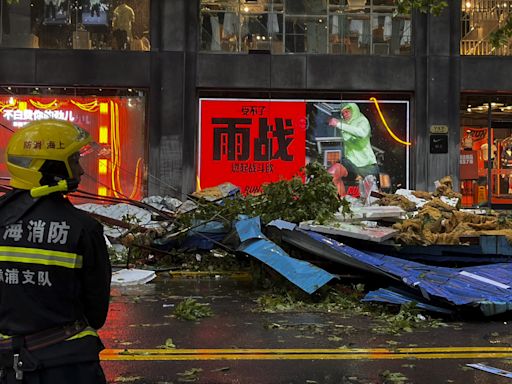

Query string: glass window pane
199 0 410 55
0 1 150 50
285 0 328 15
285 16 328 53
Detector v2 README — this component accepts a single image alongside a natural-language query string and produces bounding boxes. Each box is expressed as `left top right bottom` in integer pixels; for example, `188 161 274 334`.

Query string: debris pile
61 165 512 317
373 176 512 246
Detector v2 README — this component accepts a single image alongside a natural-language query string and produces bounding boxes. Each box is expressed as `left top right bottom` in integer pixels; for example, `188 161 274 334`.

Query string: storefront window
460 94 512 208
461 0 512 56
0 87 147 200
198 96 410 196
0 1 150 50
200 0 411 55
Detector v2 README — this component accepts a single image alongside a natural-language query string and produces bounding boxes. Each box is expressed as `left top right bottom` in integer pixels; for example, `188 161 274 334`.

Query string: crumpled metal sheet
362 288 454 314
277 223 512 316
235 217 335 294
77 202 162 238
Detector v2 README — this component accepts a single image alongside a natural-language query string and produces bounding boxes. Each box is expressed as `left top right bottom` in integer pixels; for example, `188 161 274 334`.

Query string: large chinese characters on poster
199 98 410 197
199 100 307 194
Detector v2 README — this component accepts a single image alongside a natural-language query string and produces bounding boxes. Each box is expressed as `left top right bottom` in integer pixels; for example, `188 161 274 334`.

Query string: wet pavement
99 273 512 384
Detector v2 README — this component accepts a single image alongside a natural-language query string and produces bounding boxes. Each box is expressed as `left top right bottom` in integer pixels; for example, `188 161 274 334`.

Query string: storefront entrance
460 94 512 208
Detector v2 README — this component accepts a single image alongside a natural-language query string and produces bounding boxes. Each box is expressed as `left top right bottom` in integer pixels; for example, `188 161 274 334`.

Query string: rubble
66 166 512 316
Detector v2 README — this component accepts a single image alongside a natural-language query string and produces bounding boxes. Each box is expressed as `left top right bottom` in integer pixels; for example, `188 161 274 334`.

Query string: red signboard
0 95 146 200
460 150 479 180
199 98 410 197
199 100 307 194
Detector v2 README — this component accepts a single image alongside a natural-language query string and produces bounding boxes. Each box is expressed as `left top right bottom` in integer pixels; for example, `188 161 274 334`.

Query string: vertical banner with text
199 99 307 194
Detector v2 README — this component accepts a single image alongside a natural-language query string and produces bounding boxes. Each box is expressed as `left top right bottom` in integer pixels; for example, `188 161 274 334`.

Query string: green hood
340 103 362 123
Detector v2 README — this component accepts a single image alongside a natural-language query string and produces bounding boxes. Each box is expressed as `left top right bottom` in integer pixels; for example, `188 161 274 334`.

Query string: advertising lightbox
0 95 146 200
199 98 410 196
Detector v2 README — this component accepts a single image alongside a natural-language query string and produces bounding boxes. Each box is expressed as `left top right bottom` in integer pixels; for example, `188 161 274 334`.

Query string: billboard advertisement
199 98 410 196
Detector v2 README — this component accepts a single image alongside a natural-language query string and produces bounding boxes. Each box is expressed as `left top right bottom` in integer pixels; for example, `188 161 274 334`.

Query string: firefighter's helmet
5 119 92 190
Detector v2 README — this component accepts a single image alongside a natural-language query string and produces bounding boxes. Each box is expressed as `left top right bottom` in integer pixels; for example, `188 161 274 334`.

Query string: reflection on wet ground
100 274 512 384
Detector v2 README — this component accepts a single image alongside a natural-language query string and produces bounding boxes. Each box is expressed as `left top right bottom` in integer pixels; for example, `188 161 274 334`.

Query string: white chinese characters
3 220 70 244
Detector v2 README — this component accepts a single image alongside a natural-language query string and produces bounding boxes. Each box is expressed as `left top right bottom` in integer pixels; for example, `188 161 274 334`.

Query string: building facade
0 0 511 207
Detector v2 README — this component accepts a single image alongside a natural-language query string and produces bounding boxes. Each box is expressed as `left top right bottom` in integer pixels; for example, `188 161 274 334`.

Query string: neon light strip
109 101 143 199
29 99 59 110
369 97 411 146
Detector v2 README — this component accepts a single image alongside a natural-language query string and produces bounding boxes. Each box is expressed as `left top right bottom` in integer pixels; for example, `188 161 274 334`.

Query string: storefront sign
460 150 479 180
430 134 448 153
430 124 449 134
199 98 410 196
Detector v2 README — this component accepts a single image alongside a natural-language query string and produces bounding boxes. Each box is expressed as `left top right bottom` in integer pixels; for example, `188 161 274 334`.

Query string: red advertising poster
199 98 410 198
199 100 307 194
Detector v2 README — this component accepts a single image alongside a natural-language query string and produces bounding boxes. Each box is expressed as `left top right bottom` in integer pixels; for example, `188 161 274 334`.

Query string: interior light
466 1 471 7
243 6 249 12
98 186 107 196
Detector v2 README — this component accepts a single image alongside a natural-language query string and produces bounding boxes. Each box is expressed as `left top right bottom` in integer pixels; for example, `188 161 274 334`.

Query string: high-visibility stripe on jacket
0 246 83 269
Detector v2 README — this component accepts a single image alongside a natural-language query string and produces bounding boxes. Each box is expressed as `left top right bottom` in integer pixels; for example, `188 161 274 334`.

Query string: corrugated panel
235 217 335 294
297 228 512 316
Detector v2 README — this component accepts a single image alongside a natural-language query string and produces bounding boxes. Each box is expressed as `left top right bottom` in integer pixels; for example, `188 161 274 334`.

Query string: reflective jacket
0 190 111 361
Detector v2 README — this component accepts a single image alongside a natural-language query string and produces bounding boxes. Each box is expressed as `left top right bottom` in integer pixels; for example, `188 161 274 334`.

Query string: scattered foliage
113 376 143 383
396 0 448 16
176 162 342 229
373 302 446 335
156 338 176 349
174 298 213 321
176 368 203 383
379 370 409 384
255 286 447 335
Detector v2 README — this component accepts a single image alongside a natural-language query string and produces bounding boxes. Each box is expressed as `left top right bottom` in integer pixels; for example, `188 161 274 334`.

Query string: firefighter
0 119 111 383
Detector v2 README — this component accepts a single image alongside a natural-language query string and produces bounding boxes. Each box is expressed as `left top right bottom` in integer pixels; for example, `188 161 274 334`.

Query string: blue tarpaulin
235 217 335 294
276 223 512 316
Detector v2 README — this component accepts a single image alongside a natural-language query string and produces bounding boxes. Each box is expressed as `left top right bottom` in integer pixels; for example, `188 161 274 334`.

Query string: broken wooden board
299 220 398 242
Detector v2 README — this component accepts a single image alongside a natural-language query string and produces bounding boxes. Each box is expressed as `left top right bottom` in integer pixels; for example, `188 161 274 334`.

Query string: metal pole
487 100 492 208
0 0 3 45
